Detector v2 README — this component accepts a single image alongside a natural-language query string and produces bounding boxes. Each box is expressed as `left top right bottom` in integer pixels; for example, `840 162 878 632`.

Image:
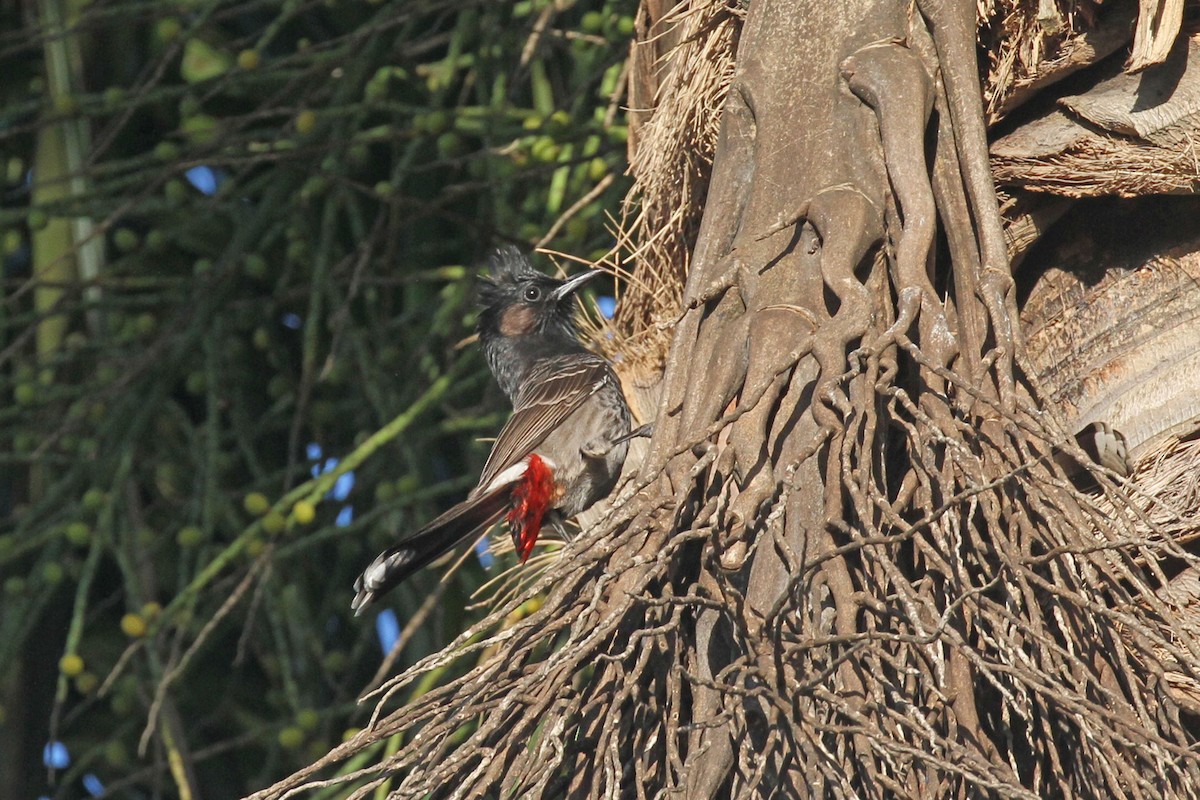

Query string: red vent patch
506 454 555 563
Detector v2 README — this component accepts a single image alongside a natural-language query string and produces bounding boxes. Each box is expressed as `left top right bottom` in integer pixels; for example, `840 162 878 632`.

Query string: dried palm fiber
1104 439 1200 713
599 0 744 399
980 0 1116 122
1133 561 1200 712
995 128 1200 196
1105 434 1200 549
993 36 1200 197
980 0 1193 122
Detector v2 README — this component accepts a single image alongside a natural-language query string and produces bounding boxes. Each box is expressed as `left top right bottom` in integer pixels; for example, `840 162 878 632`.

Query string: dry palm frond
980 0 1115 122
608 0 745 384
1099 433 1200 548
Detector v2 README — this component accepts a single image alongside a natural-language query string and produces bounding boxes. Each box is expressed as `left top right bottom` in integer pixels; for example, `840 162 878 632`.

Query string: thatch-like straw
604 0 744 384
1108 434 1200 548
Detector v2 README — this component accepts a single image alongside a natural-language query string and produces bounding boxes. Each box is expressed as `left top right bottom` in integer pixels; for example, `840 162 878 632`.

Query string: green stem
36 0 103 342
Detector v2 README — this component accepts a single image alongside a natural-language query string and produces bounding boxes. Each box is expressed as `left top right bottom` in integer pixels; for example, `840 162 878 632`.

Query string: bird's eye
523 286 542 302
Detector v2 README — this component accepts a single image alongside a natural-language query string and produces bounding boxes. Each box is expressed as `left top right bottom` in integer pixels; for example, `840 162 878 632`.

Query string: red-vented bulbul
351 247 631 613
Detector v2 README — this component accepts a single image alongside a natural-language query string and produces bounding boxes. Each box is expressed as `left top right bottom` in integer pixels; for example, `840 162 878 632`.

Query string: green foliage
0 0 633 795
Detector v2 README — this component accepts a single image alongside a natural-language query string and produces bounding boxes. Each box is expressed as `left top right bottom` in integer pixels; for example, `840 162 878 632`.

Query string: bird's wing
473 353 613 493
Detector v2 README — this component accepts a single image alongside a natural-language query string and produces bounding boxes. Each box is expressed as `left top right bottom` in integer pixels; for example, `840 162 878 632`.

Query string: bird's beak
551 269 602 302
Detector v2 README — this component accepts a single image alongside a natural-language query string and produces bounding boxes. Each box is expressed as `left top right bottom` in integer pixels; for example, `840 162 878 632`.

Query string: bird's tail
351 483 510 614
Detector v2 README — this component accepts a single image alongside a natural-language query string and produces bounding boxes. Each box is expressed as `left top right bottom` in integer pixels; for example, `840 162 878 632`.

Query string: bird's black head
476 246 599 345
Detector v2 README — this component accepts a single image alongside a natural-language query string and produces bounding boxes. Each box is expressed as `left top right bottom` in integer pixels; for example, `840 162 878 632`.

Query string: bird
1053 420 1132 485
351 246 631 613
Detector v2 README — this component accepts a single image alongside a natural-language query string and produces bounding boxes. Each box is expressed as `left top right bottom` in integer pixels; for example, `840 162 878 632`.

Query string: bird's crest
481 246 538 288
